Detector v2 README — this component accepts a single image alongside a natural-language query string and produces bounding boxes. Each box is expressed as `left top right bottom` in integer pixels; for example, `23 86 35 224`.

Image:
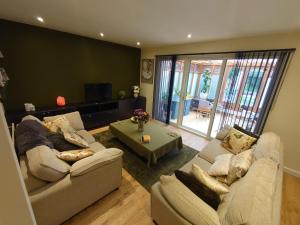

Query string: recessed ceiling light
100 33 104 37
187 34 192 38
137 42 141 46
36 16 44 23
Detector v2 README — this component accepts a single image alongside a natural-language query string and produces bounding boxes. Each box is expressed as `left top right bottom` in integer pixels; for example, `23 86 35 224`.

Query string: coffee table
109 119 183 166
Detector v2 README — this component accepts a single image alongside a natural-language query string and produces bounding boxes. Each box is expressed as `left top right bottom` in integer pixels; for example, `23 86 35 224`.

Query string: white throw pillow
191 164 229 195
208 154 233 176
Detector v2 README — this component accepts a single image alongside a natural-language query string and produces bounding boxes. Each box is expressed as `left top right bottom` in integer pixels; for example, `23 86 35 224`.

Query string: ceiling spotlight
187 34 192 38
137 42 141 46
36 16 44 23
100 33 104 37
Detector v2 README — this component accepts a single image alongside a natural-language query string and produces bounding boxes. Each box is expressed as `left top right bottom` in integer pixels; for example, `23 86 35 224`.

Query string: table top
109 119 182 152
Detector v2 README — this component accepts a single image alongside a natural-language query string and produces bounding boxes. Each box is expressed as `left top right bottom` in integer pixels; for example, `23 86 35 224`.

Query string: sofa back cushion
26 145 71 182
217 157 278 225
253 132 282 163
44 111 84 131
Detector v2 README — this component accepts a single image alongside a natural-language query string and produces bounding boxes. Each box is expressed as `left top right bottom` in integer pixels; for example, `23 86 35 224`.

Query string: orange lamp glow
56 96 66 106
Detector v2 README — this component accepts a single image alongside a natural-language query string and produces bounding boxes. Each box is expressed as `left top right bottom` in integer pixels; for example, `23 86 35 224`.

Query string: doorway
169 55 229 138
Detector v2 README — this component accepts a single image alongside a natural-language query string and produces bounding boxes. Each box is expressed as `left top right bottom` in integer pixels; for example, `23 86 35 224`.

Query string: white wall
140 31 300 175
0 103 36 225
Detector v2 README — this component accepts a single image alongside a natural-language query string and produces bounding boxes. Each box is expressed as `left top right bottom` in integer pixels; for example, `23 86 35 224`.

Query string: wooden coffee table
109 119 183 166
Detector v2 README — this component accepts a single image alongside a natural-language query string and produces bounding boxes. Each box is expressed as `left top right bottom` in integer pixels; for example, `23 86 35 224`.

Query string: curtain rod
155 48 296 57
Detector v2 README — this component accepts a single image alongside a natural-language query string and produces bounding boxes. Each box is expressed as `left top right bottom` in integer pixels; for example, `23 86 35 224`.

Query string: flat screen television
85 83 112 102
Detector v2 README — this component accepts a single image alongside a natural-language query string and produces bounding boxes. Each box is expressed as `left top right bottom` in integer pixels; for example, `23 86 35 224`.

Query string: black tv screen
85 83 112 102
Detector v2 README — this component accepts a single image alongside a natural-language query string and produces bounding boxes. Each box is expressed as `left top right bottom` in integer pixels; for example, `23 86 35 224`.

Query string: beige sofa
19 111 123 225
151 132 283 225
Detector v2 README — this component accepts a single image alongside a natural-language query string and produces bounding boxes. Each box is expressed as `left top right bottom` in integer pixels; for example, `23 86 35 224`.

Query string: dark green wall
0 19 141 110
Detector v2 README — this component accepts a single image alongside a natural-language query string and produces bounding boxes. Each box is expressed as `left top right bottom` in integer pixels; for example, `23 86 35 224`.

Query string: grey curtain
153 55 176 123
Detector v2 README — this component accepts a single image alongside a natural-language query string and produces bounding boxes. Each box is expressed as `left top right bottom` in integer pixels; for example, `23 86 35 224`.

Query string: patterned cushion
56 149 94 162
192 164 229 195
222 127 257 154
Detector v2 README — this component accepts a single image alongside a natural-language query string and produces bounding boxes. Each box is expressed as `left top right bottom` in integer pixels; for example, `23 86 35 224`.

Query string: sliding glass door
170 55 229 138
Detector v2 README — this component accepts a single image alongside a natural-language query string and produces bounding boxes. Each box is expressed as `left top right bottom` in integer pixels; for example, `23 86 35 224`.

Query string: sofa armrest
159 175 221 225
70 148 123 176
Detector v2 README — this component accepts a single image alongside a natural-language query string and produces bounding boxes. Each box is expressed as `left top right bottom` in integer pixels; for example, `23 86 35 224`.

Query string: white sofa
19 111 123 225
151 132 283 225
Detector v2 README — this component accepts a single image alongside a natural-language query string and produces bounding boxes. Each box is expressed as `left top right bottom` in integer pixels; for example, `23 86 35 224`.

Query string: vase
138 120 144 132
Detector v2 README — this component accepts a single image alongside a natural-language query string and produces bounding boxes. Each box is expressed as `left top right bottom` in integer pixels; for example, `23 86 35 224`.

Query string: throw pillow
175 170 221 210
208 153 233 176
225 149 253 185
191 164 229 195
44 116 76 133
56 149 94 162
47 132 82 151
63 131 89 148
216 125 231 140
222 127 257 154
233 124 260 140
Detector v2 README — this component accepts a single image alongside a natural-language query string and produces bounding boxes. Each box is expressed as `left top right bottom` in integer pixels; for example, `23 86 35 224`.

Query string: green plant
201 69 211 93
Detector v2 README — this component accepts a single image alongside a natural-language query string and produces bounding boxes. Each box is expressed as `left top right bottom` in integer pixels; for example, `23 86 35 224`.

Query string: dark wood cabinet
6 96 146 130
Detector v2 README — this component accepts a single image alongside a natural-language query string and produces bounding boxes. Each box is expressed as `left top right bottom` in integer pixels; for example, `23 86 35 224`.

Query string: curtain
153 55 177 123
218 50 293 134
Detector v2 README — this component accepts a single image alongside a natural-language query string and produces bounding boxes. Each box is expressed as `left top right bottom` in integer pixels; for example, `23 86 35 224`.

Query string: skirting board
284 166 300 178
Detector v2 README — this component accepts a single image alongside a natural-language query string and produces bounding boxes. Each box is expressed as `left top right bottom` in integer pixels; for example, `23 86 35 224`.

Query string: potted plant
200 69 211 99
133 109 150 132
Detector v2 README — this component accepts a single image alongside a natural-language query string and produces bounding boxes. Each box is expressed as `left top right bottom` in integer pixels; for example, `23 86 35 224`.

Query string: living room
0 1 300 225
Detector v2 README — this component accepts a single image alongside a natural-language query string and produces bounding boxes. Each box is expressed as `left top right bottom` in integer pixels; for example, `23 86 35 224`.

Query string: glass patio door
170 55 228 138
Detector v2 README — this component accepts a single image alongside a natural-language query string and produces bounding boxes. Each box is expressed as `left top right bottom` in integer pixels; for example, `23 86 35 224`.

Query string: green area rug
94 130 198 190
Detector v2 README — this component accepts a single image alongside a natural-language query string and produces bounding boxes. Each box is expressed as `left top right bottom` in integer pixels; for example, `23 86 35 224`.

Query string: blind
218 50 293 134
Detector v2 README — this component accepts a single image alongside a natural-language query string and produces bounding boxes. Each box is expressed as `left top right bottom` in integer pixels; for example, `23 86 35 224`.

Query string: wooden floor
64 123 300 225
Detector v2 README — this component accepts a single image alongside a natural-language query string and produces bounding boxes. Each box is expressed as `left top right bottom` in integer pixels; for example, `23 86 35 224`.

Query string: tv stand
6 96 146 130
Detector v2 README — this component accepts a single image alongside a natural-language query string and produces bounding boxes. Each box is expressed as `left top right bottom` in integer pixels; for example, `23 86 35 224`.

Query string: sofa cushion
44 111 84 131
192 164 229 195
198 139 231 163
76 130 96 144
180 154 212 173
15 120 53 156
26 145 71 182
160 175 221 225
70 148 123 176
208 154 233 177
89 142 106 152
217 157 278 225
253 132 281 163
57 149 94 162
222 127 257 154
44 115 76 133
175 170 221 210
225 149 253 185
19 155 48 193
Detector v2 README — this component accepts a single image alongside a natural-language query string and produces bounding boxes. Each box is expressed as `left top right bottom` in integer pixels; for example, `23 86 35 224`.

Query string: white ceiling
0 0 300 48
